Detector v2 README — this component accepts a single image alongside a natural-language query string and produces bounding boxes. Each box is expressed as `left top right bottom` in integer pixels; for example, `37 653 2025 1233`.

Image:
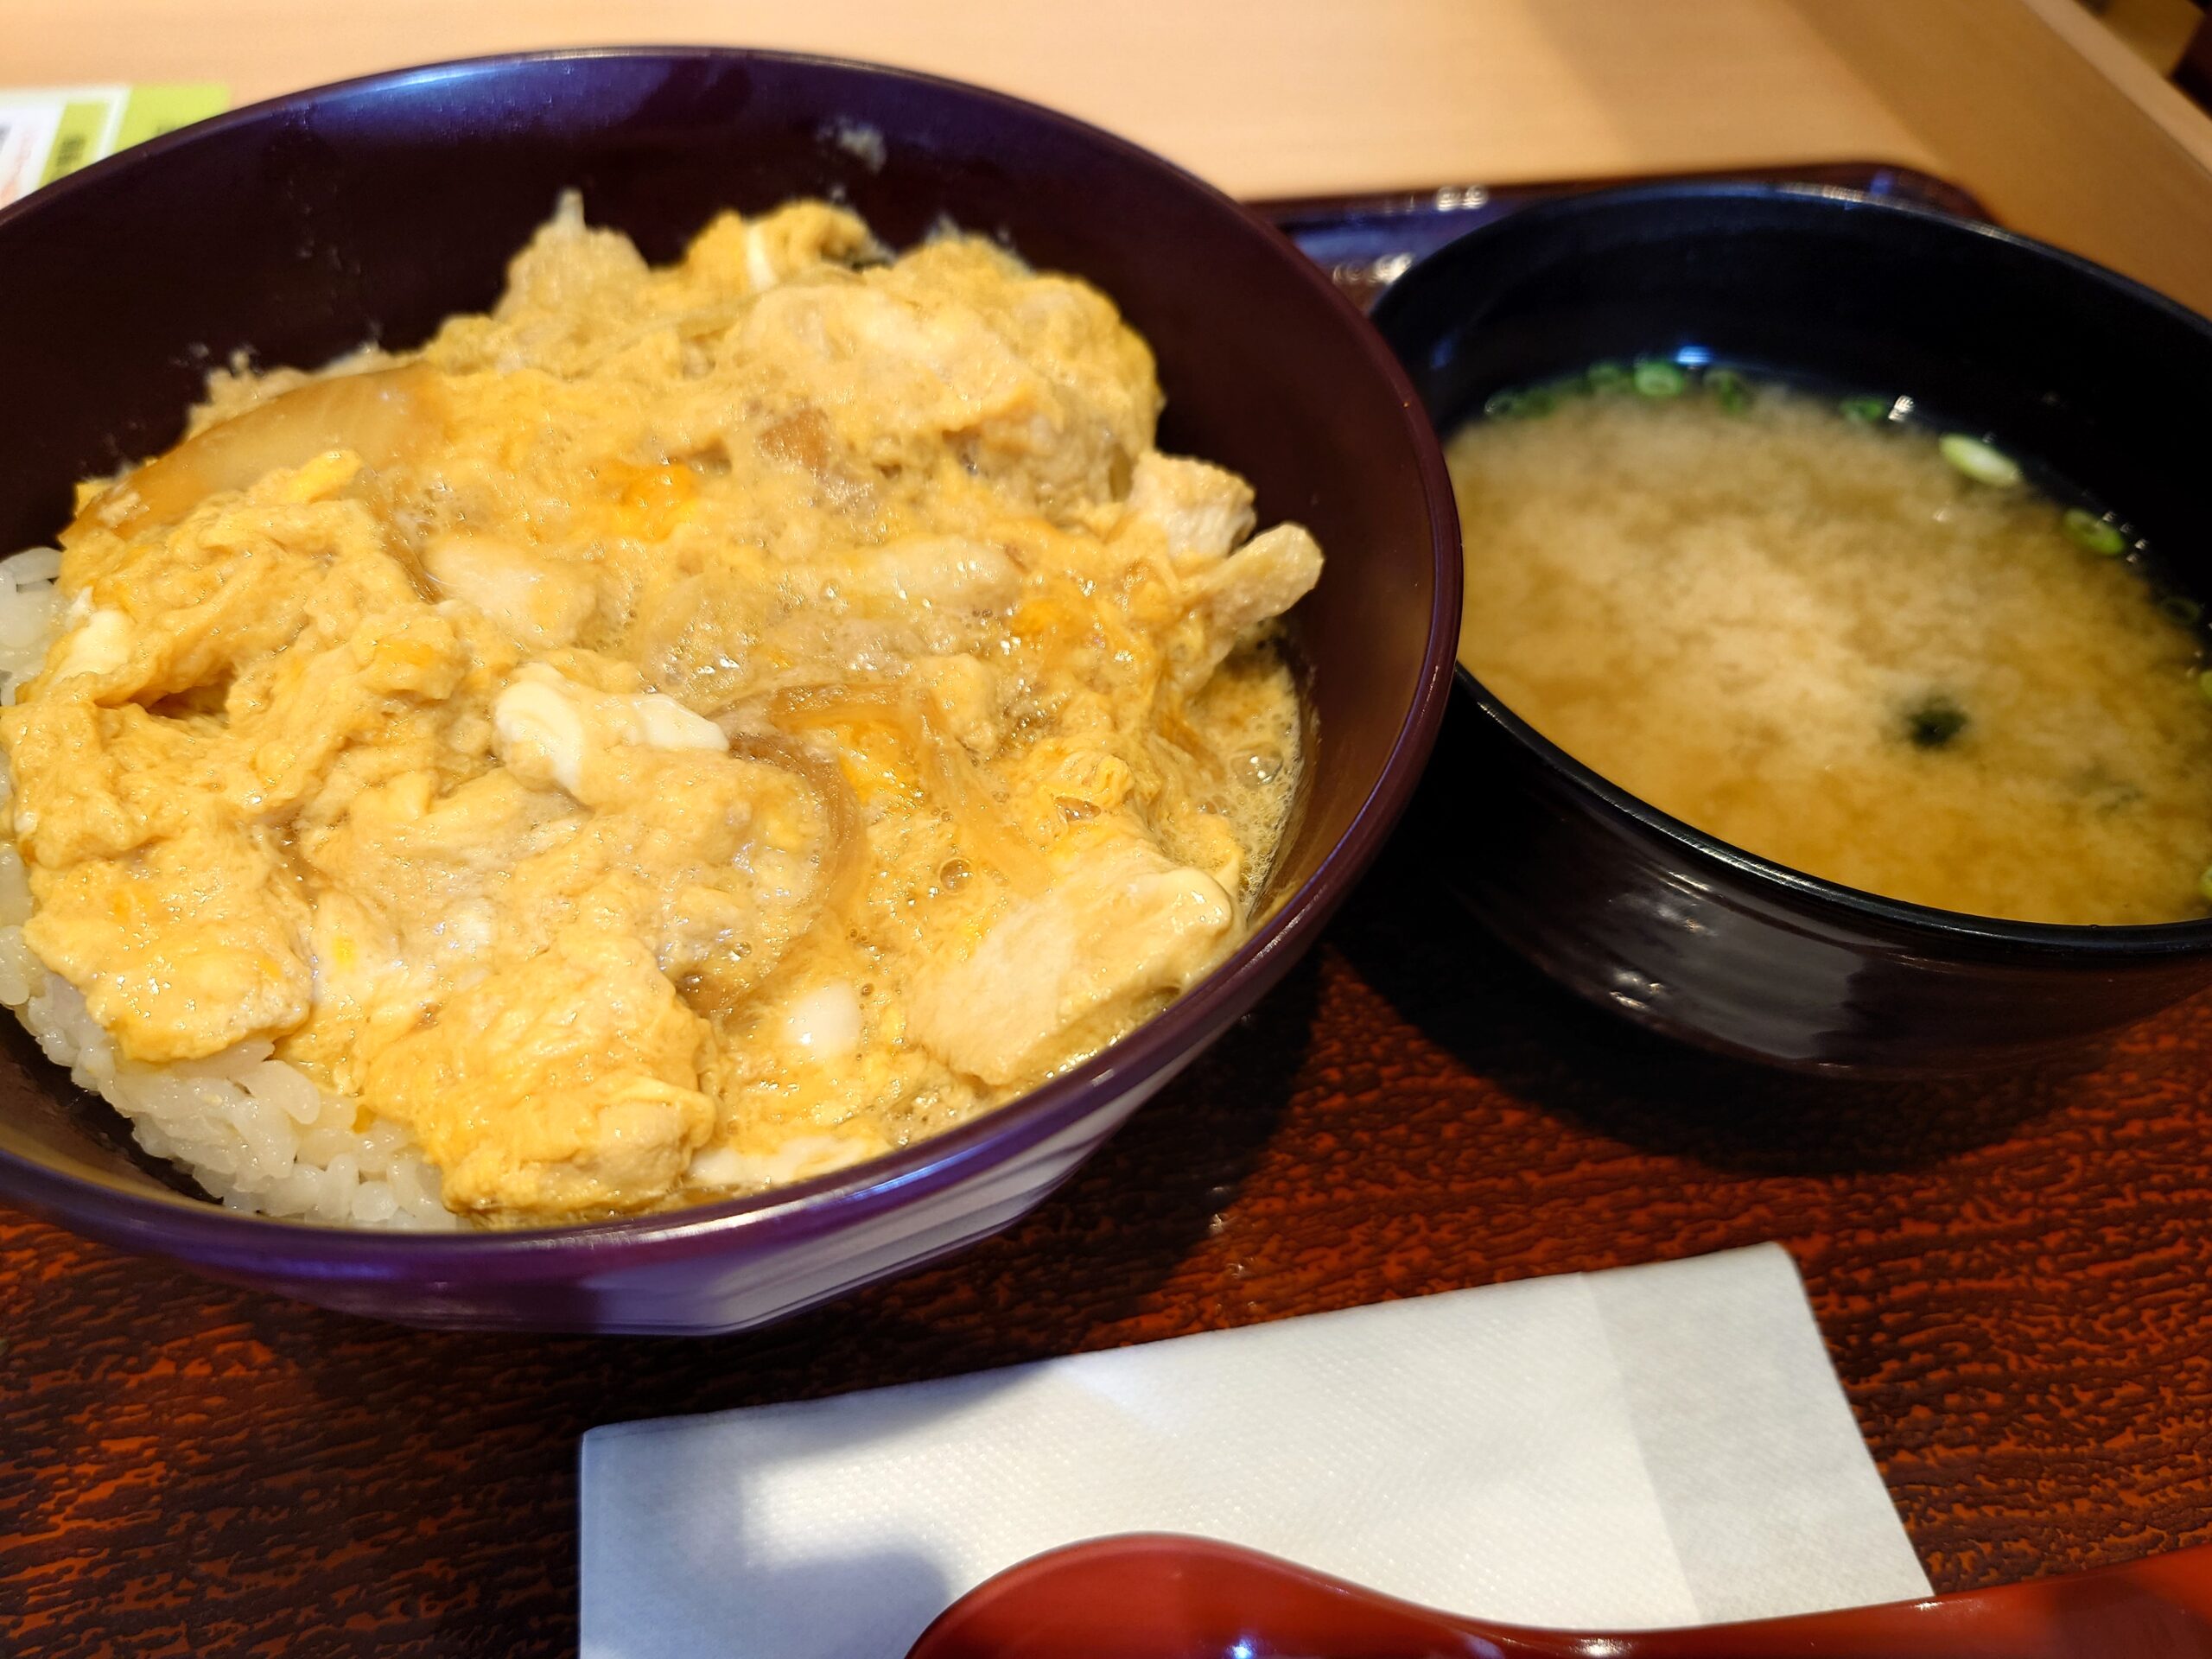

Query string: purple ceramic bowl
0 49 1459 1332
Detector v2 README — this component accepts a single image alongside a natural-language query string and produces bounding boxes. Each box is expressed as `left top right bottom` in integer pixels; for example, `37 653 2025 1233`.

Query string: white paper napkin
581 1243 1929 1659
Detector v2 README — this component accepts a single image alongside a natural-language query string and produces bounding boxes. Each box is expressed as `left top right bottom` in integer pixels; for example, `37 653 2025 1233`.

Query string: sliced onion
64 364 441 546
763 684 1052 897
725 730 868 915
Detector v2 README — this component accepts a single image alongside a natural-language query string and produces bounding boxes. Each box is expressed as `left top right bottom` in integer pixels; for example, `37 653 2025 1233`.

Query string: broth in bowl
1448 367 2212 925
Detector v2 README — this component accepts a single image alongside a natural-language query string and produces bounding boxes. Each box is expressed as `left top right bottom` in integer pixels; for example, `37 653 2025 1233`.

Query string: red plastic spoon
906 1532 2212 1658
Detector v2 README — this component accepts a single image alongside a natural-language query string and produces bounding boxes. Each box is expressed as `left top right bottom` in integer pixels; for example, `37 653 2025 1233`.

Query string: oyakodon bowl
1374 182 2212 1074
0 48 1459 1332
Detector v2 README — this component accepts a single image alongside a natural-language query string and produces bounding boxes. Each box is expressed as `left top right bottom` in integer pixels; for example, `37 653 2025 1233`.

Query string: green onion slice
2062 506 2126 556
1938 433 2023 488
1707 368 1751 413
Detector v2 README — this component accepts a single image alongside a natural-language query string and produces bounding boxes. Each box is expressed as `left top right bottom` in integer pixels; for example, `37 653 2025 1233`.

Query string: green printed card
0 83 228 207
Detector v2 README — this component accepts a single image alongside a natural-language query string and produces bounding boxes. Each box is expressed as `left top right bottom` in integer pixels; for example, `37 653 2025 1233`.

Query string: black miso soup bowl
1374 181 2212 1074
0 48 1459 1331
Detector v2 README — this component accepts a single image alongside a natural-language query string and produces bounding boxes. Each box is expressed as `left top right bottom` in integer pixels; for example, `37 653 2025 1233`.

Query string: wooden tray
7 164 2212 1658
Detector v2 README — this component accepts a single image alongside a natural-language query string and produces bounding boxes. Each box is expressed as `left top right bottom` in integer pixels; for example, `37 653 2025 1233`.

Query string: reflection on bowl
0 48 1459 1332
1375 183 2212 1073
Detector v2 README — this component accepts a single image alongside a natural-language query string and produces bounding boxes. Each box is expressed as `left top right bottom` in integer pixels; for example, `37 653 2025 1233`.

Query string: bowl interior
1374 182 2212 946
1377 184 2212 557
0 49 1455 1226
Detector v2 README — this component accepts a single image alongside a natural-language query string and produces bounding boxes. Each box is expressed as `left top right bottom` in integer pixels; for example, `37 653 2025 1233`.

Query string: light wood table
7 8 2212 1657
10 0 2212 306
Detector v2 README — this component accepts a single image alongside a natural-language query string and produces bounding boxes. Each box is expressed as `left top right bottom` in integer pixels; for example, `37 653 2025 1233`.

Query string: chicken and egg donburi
0 195 1320 1230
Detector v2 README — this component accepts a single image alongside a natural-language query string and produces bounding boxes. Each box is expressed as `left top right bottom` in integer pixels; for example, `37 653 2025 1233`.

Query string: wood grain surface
8 747 2212 1655
5 8 2212 1651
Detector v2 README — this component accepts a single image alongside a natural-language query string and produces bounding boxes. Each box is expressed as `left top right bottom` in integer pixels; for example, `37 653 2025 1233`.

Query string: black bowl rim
1382 179 2212 960
0 44 1464 1262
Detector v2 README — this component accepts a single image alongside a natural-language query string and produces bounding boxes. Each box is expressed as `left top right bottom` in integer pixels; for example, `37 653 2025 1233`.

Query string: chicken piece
1171 523 1325 693
741 281 1039 477
882 239 1160 500
836 536 1024 618
362 928 714 1221
23 817 312 1063
1198 523 1324 635
1119 453 1255 568
492 664 823 979
749 404 880 524
908 833 1233 1084
1111 454 1319 690
756 539 1026 681
425 534 597 648
741 237 1158 515
305 658 805 993
491 663 727 803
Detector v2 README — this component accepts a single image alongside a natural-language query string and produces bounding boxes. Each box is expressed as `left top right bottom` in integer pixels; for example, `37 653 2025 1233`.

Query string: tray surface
7 163 2211 1659
1262 161 1987 307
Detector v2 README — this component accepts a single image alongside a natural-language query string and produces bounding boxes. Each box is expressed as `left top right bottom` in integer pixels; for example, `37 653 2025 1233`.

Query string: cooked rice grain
0 557 456 1230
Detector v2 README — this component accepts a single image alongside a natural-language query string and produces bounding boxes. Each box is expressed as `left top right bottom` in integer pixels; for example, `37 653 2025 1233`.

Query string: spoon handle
1619 1539 2212 1657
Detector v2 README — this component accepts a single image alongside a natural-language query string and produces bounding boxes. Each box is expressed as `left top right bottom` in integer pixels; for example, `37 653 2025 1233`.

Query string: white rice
0 548 459 1230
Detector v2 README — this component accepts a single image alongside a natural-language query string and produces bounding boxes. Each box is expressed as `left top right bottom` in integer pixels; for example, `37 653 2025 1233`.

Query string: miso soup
1446 372 2212 925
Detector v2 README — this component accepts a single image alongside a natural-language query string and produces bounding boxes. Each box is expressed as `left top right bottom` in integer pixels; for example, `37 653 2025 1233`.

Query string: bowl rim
0 44 1465 1261
1379 178 2212 960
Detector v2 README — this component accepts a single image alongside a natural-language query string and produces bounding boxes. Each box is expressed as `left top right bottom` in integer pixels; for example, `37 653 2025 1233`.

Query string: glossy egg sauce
1447 373 2212 925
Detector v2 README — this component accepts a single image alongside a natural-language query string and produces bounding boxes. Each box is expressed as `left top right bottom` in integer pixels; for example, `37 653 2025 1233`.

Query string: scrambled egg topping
0 196 1319 1225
